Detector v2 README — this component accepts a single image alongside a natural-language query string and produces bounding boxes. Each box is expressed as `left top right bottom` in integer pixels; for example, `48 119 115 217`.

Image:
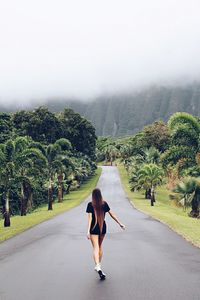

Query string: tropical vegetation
0 107 97 227
97 112 200 219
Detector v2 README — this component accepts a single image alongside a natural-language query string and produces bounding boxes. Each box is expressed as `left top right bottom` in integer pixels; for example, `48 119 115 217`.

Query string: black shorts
90 221 107 235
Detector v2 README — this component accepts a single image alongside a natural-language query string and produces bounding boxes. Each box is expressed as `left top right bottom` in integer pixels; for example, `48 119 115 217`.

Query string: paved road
0 166 200 300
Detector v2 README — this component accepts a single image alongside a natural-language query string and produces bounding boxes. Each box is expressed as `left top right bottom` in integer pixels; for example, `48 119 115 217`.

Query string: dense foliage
0 107 97 226
97 111 200 217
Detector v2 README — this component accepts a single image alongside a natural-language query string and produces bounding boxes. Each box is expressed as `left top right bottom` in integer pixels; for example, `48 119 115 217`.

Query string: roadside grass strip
118 165 200 248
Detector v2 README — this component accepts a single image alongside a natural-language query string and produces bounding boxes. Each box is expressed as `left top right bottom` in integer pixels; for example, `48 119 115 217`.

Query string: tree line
97 112 200 218
0 107 97 227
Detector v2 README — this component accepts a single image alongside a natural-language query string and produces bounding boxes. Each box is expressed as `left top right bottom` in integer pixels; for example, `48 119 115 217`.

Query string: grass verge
118 165 200 248
0 167 101 243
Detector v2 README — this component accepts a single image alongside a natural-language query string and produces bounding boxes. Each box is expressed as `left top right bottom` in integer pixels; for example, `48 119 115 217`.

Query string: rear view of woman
86 188 125 280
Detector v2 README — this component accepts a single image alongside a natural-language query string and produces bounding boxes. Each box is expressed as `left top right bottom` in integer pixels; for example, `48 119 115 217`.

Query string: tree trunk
57 174 63 203
20 184 26 216
151 187 155 206
20 182 30 216
27 191 33 211
4 191 10 227
48 179 53 210
145 189 151 199
189 191 199 218
66 179 72 194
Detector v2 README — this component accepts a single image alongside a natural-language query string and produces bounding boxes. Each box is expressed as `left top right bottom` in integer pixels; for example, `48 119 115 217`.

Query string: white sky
0 0 200 103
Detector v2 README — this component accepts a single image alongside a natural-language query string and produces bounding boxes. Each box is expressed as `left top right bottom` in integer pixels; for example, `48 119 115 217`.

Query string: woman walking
86 188 125 280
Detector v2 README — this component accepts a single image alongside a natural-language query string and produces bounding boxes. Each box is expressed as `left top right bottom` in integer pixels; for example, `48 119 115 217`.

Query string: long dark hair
92 188 104 234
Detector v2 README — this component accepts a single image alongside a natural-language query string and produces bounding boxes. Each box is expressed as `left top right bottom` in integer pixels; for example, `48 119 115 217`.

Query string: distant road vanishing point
0 166 200 300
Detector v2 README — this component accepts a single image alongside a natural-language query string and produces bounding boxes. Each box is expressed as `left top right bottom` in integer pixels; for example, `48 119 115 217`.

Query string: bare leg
98 234 105 263
90 235 100 265
90 234 106 280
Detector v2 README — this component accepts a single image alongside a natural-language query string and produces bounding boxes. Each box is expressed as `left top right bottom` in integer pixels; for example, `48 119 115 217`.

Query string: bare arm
108 210 125 229
87 213 92 239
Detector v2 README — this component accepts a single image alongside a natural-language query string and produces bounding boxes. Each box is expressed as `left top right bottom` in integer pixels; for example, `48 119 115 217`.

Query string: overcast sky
0 0 200 104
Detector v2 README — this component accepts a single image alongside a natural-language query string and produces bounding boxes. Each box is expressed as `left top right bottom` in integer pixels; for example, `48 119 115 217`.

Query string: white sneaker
94 263 101 272
94 264 106 278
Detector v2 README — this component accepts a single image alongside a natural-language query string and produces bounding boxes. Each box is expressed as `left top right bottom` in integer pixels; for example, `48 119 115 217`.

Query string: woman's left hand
120 223 126 230
87 233 91 240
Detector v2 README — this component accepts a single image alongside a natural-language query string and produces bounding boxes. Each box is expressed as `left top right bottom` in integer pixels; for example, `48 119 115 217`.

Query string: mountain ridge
47 83 200 136
1 83 200 136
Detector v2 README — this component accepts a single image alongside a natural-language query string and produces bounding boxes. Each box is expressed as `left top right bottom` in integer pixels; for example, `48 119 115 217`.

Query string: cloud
0 0 200 103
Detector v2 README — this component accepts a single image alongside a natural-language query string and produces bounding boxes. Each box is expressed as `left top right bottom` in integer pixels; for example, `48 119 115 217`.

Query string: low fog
0 0 200 105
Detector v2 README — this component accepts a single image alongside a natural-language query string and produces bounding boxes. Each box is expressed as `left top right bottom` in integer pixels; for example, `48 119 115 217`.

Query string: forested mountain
47 83 200 136
1 83 200 136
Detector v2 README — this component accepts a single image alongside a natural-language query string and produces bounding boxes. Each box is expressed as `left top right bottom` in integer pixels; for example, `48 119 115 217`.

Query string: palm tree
142 147 161 164
121 156 136 171
173 178 200 216
123 146 160 171
103 144 119 166
0 137 47 225
137 163 164 206
45 143 61 210
55 157 74 202
45 139 75 209
16 146 47 215
168 112 200 134
119 144 133 160
173 179 196 210
165 112 200 173
129 167 152 199
0 146 12 226
71 156 91 185
54 139 73 202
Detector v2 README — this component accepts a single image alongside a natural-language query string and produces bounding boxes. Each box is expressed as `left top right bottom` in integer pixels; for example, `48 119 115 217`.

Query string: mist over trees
62 83 200 137
1 83 200 137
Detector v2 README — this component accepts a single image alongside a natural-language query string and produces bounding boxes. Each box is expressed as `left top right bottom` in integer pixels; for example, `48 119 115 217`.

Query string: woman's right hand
87 233 91 240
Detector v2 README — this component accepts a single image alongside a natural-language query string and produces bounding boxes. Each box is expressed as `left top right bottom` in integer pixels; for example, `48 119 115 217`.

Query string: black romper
86 201 110 235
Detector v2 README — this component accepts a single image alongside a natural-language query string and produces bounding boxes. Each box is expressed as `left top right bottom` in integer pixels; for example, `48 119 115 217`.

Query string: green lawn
0 167 101 243
118 165 200 248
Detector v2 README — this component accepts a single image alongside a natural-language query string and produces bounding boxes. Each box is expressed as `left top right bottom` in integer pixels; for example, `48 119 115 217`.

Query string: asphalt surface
0 166 200 300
